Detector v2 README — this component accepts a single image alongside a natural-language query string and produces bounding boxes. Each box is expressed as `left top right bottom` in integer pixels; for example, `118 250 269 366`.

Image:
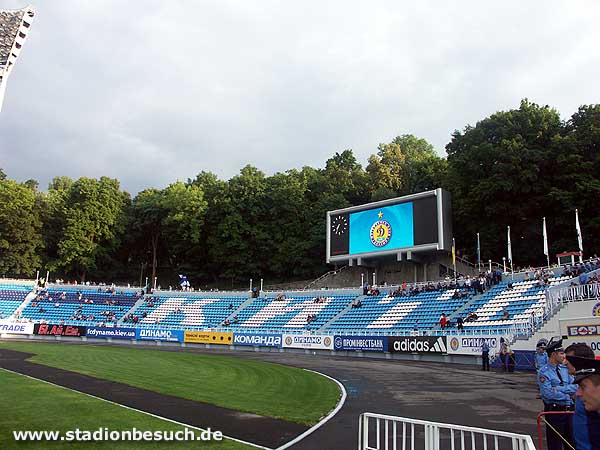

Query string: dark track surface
0 347 308 449
0 342 542 450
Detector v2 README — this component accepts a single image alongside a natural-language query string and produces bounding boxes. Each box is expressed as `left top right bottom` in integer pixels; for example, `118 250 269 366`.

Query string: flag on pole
507 226 512 263
543 217 548 256
477 232 481 266
452 238 456 266
576 209 583 254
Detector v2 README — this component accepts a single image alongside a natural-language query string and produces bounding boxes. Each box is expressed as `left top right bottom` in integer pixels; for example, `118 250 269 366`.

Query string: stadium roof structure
0 5 35 112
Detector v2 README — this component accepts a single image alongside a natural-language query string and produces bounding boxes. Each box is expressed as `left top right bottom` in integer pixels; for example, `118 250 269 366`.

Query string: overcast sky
1 1 599 194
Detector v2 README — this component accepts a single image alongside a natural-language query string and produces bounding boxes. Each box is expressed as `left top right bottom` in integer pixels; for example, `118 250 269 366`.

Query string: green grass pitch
0 341 341 425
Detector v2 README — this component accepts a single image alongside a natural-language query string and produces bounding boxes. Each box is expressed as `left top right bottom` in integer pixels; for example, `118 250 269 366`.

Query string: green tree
205 165 267 285
128 182 207 287
0 178 43 276
446 100 563 265
322 150 370 205
366 134 446 199
546 104 600 256
39 176 73 269
55 177 129 281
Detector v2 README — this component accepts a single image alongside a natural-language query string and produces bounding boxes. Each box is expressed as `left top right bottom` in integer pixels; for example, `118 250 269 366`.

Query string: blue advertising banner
333 335 387 352
135 328 183 342
87 327 136 339
233 333 282 348
349 202 414 255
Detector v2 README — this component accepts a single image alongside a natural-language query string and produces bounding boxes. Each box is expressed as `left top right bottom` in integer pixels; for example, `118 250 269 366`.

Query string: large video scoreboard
326 188 452 264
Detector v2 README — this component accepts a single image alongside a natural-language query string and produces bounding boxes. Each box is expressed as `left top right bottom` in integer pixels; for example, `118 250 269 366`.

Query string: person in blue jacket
538 338 578 450
535 338 549 371
566 347 600 450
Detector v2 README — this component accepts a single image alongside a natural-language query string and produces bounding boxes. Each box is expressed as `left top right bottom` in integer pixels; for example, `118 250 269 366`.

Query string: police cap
536 338 548 348
545 338 565 355
566 355 600 383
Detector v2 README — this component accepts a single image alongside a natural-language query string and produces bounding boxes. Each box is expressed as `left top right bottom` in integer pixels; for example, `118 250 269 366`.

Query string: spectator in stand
456 316 464 331
439 313 447 328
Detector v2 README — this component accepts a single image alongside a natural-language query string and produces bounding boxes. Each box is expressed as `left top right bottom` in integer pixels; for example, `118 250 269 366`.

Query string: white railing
358 413 536 450
547 283 600 305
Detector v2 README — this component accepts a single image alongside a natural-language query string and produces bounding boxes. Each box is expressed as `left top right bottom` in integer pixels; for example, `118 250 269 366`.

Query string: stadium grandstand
0 5 34 111
2 258 598 340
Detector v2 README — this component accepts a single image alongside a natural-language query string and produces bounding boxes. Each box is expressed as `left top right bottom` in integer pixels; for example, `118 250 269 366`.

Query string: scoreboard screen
327 188 451 263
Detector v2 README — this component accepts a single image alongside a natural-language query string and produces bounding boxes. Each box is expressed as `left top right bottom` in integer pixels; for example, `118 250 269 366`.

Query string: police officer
538 338 578 450
535 339 549 371
566 346 600 450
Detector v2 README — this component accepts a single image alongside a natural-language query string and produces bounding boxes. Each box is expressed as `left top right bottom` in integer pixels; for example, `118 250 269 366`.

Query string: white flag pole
477 232 481 273
576 209 583 263
507 226 513 276
543 217 549 268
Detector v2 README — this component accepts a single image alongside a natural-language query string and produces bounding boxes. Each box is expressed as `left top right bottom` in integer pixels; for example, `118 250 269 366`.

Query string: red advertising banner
33 324 87 337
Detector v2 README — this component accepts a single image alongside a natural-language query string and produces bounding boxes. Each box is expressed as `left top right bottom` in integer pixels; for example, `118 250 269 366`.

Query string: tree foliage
1 100 599 284
0 178 43 276
54 177 130 281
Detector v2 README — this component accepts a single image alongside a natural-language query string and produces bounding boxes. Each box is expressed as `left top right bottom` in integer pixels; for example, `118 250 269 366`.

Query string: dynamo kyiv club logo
370 212 392 248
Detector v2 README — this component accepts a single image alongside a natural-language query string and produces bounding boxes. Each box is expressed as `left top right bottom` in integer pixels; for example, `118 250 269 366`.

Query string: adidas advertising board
446 335 503 355
388 336 448 354
282 334 334 350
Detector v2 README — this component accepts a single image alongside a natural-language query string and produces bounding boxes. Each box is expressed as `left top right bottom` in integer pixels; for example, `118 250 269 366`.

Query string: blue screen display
349 202 414 254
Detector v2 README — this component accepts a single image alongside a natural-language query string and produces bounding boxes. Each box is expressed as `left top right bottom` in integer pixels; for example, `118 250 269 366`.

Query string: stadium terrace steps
10 291 37 319
0 286 33 319
230 292 356 332
459 276 570 333
325 288 475 334
130 293 247 329
19 288 138 327
116 295 148 326
318 295 362 333
222 294 254 322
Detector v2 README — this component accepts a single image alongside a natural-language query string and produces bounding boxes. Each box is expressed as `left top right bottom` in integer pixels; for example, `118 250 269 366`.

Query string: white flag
543 217 548 256
576 209 583 253
507 226 512 262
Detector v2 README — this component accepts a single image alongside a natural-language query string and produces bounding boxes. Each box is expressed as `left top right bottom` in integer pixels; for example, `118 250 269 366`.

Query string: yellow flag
452 238 456 266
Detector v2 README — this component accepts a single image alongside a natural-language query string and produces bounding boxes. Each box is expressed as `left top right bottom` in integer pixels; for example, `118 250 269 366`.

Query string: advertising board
34 324 86 337
86 327 136 339
282 334 334 350
333 335 387 352
560 316 600 356
0 321 33 335
388 336 448 354
233 333 282 348
184 331 233 345
446 335 504 356
135 328 183 342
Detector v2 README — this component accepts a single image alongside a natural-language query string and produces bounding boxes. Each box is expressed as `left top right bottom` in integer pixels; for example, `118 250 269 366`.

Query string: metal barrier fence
358 412 536 450
547 282 600 304
536 411 574 450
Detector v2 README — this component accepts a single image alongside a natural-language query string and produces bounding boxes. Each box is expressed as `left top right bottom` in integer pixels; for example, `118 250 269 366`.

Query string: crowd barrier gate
358 412 536 450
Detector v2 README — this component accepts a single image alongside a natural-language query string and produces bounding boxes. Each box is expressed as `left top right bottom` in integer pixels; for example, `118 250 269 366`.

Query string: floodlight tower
0 5 35 112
